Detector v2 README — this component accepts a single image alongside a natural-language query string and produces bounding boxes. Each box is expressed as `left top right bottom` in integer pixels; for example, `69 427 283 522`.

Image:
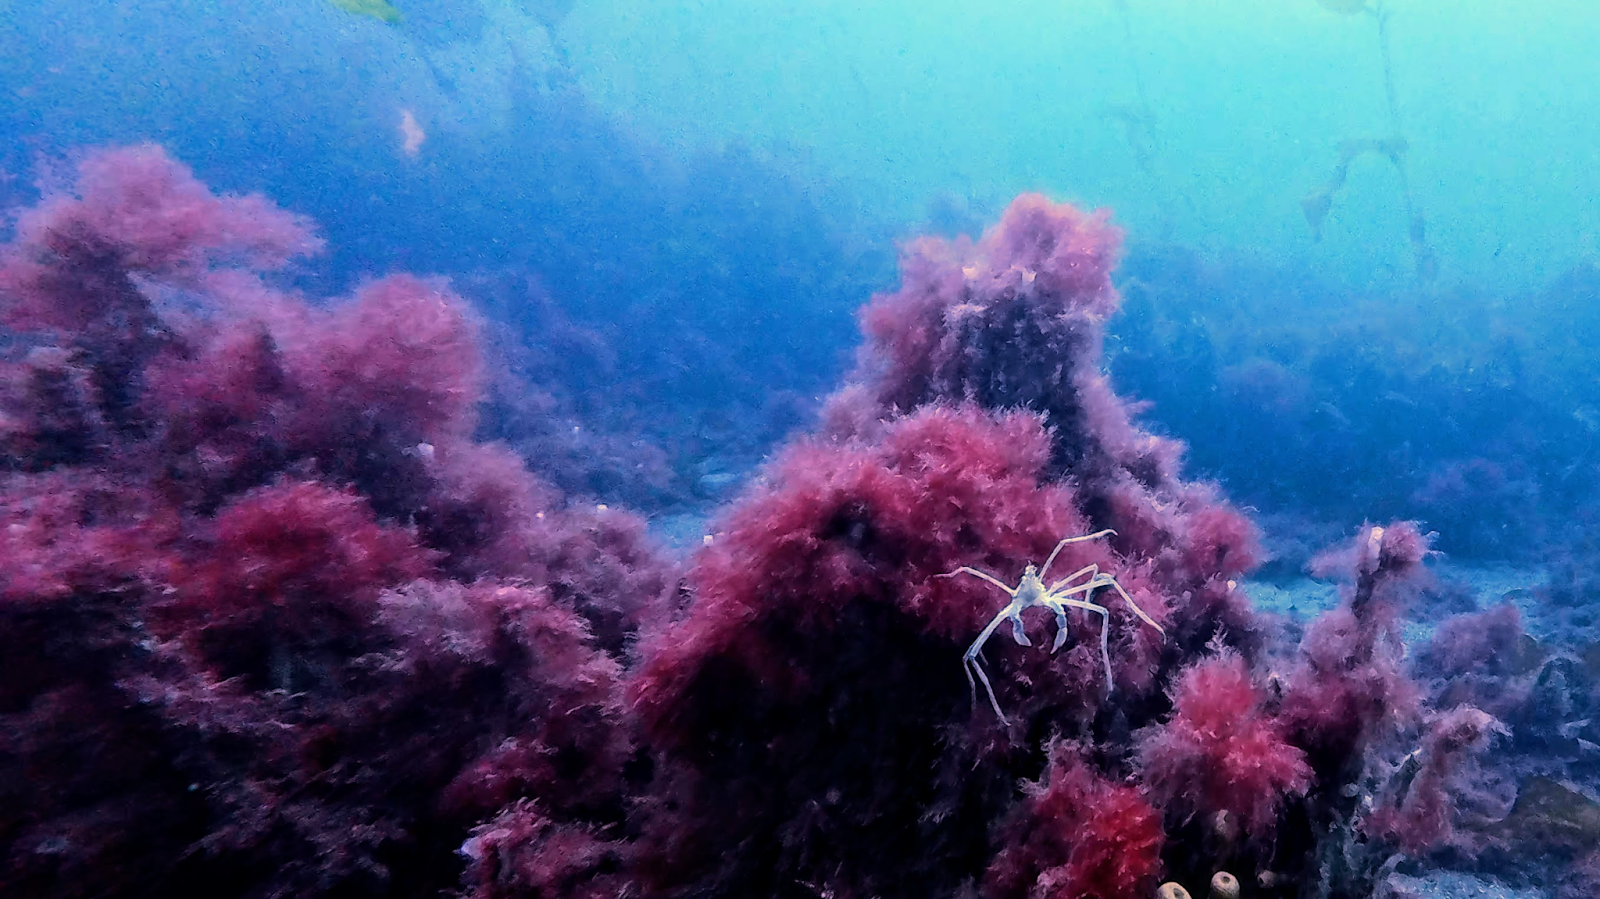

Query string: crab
939 529 1165 724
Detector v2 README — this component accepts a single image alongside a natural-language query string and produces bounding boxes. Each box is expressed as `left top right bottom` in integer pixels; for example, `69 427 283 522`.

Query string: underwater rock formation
626 194 1276 899
623 195 1508 899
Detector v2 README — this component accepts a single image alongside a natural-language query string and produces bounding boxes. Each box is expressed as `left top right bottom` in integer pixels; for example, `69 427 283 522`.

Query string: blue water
9 0 1598 538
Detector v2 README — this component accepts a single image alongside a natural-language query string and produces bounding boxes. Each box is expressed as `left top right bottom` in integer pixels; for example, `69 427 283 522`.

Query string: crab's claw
1010 615 1031 647
1051 609 1070 653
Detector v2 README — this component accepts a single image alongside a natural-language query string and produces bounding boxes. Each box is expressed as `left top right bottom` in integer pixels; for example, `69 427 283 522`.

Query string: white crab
940 529 1165 724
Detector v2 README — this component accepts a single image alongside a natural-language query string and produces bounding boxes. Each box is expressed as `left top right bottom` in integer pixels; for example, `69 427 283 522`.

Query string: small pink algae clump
985 742 1165 899
162 479 438 683
1366 705 1505 854
459 801 630 899
1137 651 1311 842
855 195 1121 419
279 272 486 444
0 143 320 334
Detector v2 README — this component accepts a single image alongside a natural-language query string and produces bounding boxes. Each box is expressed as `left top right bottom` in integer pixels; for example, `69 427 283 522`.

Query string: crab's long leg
1038 529 1117 581
968 652 1010 726
1097 604 1115 692
939 566 1018 596
964 605 1017 724
1045 594 1117 693
1099 574 1166 635
1048 564 1100 594
1049 579 1102 604
1053 595 1111 616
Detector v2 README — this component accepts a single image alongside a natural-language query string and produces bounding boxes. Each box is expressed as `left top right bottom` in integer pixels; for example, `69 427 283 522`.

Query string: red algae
0 145 671 898
0 151 1511 899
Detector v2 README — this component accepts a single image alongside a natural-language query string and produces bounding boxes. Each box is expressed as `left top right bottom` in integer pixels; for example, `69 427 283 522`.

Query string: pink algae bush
0 146 671 899
984 743 1166 899
629 407 1117 897
1365 706 1506 854
7 144 322 279
1137 652 1311 843
633 406 1143 731
1285 523 1434 772
836 195 1262 652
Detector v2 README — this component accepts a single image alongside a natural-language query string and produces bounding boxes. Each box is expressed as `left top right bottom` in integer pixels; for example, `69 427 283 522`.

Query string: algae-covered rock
1494 776 1600 852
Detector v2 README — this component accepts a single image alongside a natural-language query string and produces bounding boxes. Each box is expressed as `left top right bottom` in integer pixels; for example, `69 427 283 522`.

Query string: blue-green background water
12 0 1597 281
4 0 1600 565
11 0 1592 288
567 0 1600 293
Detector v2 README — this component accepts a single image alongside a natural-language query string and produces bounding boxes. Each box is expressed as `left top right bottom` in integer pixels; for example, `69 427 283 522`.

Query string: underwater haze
4 1 1600 898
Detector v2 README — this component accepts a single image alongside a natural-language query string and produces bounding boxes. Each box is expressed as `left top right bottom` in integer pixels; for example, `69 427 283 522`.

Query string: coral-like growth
1138 652 1311 842
985 742 1165 899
